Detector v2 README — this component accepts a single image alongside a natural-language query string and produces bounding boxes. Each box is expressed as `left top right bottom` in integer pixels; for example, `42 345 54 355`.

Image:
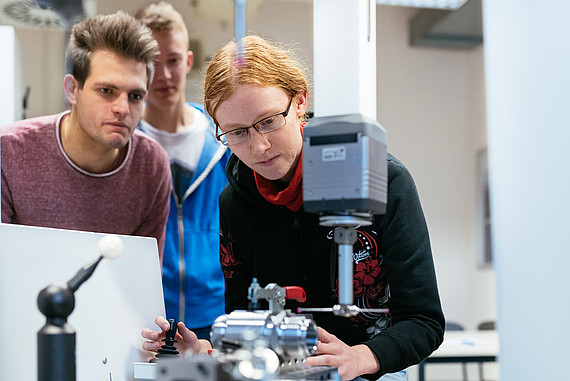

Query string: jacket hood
226 153 268 207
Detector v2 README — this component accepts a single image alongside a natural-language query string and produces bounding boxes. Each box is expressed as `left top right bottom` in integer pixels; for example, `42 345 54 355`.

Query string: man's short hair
135 2 189 47
67 10 158 88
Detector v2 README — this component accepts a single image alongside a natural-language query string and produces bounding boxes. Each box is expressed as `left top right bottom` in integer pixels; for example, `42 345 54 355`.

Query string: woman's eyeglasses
215 96 294 146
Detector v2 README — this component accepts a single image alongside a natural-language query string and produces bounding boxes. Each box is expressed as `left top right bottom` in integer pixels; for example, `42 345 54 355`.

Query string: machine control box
303 114 388 215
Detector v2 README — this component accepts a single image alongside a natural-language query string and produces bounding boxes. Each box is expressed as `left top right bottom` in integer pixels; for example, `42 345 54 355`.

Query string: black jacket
219 152 444 377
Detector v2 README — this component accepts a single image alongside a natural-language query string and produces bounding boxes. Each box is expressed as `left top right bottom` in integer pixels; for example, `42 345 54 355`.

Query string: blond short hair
135 2 189 48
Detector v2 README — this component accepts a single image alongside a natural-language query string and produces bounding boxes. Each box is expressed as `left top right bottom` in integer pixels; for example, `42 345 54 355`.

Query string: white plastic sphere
97 235 124 259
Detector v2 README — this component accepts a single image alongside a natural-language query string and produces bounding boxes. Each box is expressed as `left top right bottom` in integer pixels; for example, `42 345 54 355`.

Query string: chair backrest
445 321 465 331
478 320 496 330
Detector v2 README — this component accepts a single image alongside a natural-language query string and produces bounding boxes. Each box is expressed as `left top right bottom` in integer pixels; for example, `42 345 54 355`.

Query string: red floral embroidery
367 282 383 299
223 270 234 280
220 234 241 269
353 259 381 297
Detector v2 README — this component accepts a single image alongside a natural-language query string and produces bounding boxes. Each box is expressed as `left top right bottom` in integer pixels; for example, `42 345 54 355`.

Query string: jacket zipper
174 192 186 322
173 145 226 324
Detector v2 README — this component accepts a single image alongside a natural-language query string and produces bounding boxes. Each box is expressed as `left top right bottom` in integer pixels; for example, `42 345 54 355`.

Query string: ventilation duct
409 0 482 49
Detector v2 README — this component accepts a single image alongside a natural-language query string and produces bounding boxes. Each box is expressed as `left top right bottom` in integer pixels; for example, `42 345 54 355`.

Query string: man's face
70 49 148 150
147 29 192 108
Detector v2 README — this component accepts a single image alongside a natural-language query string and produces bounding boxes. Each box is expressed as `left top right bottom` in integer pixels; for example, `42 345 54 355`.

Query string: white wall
376 5 494 332
8 28 67 118
375 7 495 379
19 29 67 117
0 26 16 125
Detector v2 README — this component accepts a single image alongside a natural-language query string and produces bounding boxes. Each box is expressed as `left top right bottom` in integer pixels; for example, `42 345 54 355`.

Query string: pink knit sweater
1 112 171 257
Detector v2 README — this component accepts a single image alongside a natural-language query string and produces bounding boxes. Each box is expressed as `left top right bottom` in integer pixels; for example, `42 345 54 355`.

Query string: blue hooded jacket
141 103 229 329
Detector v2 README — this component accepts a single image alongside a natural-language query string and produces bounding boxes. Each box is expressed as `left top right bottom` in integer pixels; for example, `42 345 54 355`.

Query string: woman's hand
141 316 212 355
305 327 380 380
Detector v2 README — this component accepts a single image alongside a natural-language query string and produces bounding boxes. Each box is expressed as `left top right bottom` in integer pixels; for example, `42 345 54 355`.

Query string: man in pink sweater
0 11 171 257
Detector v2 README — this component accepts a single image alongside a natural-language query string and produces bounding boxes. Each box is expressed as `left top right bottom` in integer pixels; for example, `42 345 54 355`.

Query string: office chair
445 321 466 331
478 321 495 331
477 321 496 381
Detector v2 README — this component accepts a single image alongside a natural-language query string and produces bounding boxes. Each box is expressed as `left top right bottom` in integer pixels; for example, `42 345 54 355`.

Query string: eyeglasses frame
215 96 294 146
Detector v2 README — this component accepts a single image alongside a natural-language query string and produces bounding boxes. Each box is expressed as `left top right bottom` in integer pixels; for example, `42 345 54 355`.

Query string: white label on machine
322 146 346 162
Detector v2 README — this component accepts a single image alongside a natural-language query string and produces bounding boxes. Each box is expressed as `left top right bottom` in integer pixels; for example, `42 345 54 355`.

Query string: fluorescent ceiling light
376 0 468 10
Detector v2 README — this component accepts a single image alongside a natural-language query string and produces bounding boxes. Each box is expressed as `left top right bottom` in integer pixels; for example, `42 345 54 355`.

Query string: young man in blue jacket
135 2 229 339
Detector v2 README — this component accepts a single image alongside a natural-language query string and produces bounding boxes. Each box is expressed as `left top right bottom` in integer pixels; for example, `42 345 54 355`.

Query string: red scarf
255 153 303 212
255 124 305 212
